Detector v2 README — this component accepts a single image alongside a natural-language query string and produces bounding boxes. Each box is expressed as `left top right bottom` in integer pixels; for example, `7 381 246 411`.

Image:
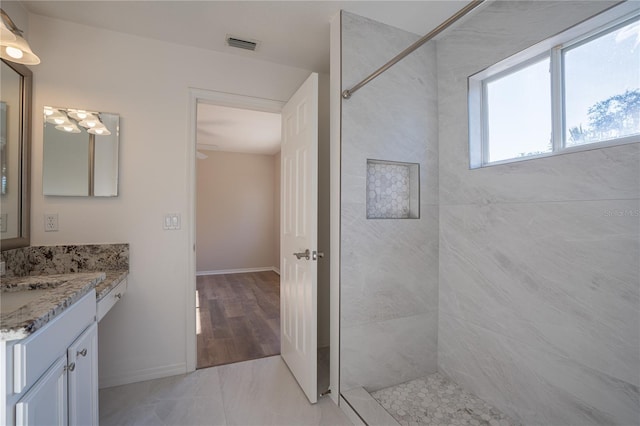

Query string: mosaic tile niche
366 160 419 219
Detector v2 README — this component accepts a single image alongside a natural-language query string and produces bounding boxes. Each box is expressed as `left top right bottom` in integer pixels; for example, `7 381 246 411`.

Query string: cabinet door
15 355 68 426
68 322 98 426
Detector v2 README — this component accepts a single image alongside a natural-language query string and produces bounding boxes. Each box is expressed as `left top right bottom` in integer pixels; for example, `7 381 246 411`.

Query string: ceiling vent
226 35 259 51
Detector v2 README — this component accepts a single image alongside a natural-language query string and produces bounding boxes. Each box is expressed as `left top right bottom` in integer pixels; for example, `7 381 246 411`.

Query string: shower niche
366 159 419 219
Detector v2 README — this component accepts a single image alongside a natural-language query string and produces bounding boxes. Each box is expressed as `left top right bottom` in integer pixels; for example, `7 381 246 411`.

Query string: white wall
436 2 639 425
196 151 277 273
28 13 312 387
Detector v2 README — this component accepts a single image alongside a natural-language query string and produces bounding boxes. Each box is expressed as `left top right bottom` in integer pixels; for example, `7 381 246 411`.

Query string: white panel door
281 72 319 404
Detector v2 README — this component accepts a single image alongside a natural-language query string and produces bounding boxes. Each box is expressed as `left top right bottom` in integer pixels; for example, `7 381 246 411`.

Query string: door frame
186 88 286 372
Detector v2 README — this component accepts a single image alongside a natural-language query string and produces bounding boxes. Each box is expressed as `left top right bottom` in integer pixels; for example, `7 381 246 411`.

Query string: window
469 3 639 168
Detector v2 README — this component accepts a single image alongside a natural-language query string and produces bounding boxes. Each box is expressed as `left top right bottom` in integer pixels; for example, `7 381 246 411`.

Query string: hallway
196 271 280 369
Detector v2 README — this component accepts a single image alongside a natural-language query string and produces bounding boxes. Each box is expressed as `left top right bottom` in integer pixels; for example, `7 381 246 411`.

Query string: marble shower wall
436 2 639 425
340 11 439 393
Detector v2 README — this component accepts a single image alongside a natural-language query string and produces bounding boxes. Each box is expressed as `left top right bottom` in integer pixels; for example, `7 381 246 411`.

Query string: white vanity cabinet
14 323 98 426
97 278 127 322
3 290 99 426
15 355 68 425
67 322 98 426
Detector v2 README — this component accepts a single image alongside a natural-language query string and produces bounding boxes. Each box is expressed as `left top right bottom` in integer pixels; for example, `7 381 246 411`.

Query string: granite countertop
0 269 128 342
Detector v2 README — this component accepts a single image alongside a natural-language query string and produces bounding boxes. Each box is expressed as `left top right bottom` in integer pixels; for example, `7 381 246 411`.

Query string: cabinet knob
114 293 122 299
65 362 76 372
77 348 88 357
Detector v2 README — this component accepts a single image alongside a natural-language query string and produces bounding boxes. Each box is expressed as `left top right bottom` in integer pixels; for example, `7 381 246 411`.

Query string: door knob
312 251 324 261
293 249 311 260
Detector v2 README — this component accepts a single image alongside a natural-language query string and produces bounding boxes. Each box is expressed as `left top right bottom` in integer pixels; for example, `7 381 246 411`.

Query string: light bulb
54 117 65 124
44 107 54 116
76 111 87 119
95 128 104 134
86 121 96 127
63 126 73 132
5 46 23 59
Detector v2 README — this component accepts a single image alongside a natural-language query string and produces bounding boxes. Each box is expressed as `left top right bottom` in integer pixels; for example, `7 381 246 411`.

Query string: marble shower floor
371 373 520 426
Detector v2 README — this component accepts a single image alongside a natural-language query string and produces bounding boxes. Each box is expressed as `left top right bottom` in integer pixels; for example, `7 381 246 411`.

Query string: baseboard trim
99 363 186 389
196 266 279 276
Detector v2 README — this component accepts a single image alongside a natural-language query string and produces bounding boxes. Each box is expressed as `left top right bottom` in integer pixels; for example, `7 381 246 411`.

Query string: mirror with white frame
43 106 119 196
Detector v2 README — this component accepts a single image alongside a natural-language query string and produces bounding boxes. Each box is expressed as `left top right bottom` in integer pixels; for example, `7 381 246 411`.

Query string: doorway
186 76 329 403
194 100 284 369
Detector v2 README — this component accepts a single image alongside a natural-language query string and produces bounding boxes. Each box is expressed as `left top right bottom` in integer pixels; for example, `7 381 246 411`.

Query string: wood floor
196 271 280 369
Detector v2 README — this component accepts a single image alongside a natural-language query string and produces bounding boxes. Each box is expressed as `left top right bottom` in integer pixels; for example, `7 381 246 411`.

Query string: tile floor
99 355 351 426
371 373 519 426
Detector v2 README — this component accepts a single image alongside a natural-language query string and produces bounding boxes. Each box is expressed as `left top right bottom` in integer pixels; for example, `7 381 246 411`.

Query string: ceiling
22 0 473 74
22 0 474 154
197 104 281 155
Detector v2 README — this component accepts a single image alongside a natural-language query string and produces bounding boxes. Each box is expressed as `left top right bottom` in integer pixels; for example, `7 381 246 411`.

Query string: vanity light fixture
44 106 112 135
67 109 91 121
0 18 16 43
44 110 67 125
80 119 97 128
78 114 99 128
55 123 81 133
87 125 111 136
0 9 40 65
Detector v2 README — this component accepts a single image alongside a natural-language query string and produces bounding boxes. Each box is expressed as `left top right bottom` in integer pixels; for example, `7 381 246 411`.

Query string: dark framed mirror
0 58 31 251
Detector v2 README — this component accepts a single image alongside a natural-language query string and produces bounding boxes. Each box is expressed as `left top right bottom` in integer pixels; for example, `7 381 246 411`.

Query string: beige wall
28 12 312 387
196 151 278 272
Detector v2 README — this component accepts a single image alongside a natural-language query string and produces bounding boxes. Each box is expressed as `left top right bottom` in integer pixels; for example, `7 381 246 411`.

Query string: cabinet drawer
13 290 96 394
97 278 127 322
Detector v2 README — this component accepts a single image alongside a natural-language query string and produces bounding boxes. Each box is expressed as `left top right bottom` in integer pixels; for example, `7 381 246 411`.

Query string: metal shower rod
342 0 486 99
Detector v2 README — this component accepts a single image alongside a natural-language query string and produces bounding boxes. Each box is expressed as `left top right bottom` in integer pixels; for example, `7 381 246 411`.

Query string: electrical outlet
44 213 59 232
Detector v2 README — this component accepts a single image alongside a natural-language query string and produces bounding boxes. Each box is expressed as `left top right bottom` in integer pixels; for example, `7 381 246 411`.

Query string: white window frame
469 2 640 169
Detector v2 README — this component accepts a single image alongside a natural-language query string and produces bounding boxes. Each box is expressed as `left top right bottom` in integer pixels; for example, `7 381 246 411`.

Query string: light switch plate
163 213 181 230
